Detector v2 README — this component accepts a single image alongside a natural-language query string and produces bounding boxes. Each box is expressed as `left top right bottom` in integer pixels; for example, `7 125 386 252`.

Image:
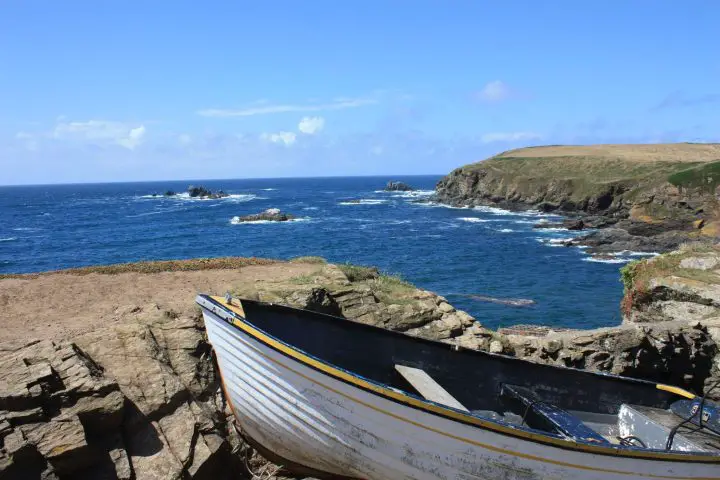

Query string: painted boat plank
395 364 469 412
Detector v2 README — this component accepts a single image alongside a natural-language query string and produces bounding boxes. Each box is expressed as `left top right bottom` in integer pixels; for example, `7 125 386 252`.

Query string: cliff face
435 144 720 252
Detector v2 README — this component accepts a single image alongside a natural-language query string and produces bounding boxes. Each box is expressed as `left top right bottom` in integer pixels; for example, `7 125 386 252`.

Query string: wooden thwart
395 365 469 412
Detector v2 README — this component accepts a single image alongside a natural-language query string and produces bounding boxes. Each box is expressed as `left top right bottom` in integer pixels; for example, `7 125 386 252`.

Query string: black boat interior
212 297 720 453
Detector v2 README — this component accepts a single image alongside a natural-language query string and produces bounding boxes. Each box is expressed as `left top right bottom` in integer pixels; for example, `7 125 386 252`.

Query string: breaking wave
583 257 631 264
230 217 310 225
458 217 489 223
338 199 387 206
0 237 17 242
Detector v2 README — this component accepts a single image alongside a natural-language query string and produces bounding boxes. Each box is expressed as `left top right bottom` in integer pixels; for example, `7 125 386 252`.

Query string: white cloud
52 120 146 150
298 116 325 135
480 132 542 143
198 96 376 117
260 131 296 146
476 80 513 103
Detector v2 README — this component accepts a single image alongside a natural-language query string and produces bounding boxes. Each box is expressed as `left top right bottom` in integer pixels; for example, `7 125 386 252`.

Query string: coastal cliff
1 253 719 479
0 258 492 480
435 144 720 253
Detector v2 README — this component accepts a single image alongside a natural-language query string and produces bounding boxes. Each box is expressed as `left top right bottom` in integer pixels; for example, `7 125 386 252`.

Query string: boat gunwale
199 294 720 464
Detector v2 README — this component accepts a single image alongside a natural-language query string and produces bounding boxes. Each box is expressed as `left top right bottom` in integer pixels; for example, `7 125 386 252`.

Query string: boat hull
202 307 720 480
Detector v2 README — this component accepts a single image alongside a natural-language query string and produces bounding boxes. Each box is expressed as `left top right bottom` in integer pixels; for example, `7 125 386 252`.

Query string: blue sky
1 1 718 185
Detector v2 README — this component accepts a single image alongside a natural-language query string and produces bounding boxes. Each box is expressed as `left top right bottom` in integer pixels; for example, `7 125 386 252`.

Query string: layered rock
435 144 720 253
3 253 720 478
0 259 491 479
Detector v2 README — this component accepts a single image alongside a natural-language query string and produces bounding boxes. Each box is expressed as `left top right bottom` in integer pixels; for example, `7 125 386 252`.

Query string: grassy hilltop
436 143 720 242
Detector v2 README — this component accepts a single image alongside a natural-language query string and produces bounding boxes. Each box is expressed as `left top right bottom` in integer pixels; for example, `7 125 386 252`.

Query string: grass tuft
289 256 327 264
338 263 380 282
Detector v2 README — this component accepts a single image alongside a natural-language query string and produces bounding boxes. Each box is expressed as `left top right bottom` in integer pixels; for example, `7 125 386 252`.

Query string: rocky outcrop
4 254 720 478
232 209 296 223
621 244 720 325
0 260 492 479
384 181 414 192
187 186 228 199
499 320 719 400
435 144 720 253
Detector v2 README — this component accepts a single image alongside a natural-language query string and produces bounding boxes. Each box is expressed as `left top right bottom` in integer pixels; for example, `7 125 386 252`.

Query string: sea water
0 175 640 329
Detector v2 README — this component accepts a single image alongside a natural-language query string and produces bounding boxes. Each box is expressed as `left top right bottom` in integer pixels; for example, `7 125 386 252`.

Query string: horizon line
0 173 446 188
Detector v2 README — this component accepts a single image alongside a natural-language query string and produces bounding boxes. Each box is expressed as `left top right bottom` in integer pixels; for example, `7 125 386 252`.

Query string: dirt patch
0 261 318 344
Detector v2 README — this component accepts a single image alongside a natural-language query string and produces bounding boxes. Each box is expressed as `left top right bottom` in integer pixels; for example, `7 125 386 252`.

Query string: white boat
197 294 720 479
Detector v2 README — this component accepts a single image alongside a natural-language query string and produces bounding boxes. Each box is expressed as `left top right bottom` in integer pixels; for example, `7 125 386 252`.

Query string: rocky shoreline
434 144 720 255
1 250 719 479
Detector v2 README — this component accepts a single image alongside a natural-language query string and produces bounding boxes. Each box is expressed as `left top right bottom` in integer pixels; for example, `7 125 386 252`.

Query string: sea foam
338 199 387 205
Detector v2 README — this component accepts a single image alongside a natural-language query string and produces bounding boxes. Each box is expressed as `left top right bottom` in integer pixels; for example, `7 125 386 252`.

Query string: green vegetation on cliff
437 143 720 232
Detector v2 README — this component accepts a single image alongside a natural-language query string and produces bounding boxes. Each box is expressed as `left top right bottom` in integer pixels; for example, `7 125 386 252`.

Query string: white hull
202 307 720 479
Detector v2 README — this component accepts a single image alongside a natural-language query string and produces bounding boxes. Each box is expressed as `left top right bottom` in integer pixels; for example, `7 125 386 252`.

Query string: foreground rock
0 259 490 479
232 208 296 223
3 253 720 478
384 181 414 192
435 143 720 253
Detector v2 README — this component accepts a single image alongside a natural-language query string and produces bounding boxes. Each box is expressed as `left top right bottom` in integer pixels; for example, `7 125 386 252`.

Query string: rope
666 380 720 451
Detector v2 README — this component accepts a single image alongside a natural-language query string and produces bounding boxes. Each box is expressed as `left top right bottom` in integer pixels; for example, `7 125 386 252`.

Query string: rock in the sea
384 181 414 192
164 190 176 197
233 208 296 223
187 185 229 199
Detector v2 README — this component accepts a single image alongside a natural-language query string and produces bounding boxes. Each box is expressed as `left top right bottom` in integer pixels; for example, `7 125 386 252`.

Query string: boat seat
394 365 469 412
619 404 720 452
500 384 610 444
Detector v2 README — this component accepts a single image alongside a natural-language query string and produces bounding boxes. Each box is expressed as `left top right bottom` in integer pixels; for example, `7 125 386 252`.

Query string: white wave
611 250 660 257
498 228 515 233
230 217 310 225
583 257 631 264
513 220 541 224
415 202 470 209
391 190 436 199
535 227 569 233
0 237 17 242
141 192 257 202
12 227 41 231
473 205 555 218
458 217 489 223
338 199 387 205
39 213 51 217
261 188 277 191
303 207 319 210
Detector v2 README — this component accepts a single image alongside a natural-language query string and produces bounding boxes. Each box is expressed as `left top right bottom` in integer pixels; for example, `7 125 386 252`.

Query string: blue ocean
0 176 635 330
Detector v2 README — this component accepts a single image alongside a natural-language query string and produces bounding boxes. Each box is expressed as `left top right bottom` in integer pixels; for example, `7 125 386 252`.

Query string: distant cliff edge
436 143 720 253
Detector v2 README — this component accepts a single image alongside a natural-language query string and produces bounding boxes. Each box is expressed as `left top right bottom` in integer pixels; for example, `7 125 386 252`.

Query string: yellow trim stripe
210 296 720 470
657 384 697 400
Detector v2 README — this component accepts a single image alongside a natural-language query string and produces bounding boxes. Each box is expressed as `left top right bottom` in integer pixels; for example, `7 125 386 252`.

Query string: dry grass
0 257 277 279
493 143 720 163
621 243 720 293
289 256 328 264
